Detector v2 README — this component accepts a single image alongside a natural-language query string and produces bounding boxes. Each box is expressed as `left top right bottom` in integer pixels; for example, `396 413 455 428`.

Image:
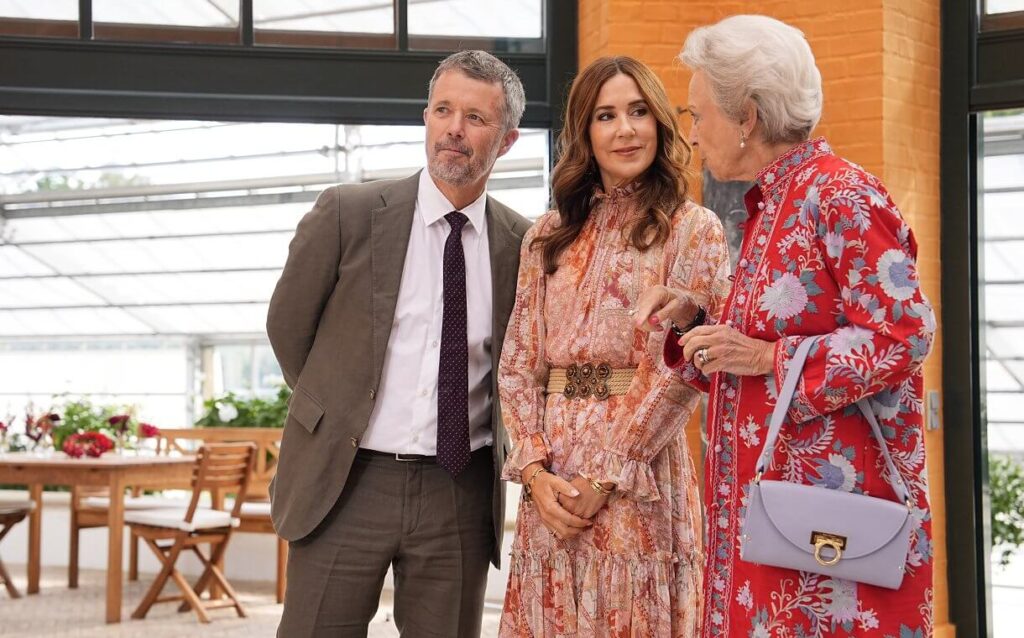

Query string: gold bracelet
523 466 549 500
581 474 614 496
589 479 613 496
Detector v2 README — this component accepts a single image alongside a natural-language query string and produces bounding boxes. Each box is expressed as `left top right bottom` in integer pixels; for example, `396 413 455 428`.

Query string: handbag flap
758 480 910 559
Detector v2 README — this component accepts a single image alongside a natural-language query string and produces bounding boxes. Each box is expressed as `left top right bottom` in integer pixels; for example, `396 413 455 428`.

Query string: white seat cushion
124 508 239 532
83 495 191 510
238 501 271 517
0 499 35 515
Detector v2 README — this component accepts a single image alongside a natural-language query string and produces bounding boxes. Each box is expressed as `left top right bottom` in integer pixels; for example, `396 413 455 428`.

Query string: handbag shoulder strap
755 337 911 505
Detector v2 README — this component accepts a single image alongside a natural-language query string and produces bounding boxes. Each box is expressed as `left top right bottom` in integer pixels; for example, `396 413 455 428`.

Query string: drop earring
740 133 747 149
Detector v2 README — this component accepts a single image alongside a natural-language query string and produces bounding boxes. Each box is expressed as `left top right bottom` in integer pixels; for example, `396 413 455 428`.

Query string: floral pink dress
666 138 936 638
498 185 731 637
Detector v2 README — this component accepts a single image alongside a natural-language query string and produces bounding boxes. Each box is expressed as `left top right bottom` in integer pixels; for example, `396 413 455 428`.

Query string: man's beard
428 139 497 187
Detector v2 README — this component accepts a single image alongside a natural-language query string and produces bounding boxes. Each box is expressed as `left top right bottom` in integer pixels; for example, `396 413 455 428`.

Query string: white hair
679 15 823 144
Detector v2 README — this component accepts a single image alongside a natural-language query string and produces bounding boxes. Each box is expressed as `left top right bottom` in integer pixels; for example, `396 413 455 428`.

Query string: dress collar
593 179 642 202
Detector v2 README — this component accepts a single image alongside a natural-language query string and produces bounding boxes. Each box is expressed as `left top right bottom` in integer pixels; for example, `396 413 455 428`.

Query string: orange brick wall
578 1 949 635
881 2 946 635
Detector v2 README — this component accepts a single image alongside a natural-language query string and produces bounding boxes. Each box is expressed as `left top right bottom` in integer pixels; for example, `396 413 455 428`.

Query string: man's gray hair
679 15 823 145
428 50 526 133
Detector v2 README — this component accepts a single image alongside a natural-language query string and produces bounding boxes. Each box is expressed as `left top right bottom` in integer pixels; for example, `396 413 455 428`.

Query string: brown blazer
266 171 531 567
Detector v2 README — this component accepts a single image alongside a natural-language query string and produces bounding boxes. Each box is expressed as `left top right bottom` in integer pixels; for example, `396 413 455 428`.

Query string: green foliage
50 397 121 448
990 454 1024 567
6 433 28 453
34 172 150 192
34 175 78 191
195 386 291 428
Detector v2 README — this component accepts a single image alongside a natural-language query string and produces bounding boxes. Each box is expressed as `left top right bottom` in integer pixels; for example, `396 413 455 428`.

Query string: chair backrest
157 428 281 500
71 485 110 509
183 443 257 523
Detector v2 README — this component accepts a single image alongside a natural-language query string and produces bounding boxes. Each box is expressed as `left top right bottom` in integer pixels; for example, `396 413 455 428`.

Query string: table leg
276 537 288 604
210 488 224 600
27 483 42 595
105 474 125 624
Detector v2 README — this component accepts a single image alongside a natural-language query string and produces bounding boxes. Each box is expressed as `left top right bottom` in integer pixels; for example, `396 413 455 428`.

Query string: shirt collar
417 169 487 235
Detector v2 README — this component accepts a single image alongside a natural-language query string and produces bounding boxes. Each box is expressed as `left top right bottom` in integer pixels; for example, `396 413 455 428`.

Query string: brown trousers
277 447 494 638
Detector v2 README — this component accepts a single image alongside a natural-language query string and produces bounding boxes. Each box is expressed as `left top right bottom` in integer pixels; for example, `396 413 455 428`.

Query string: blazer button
350 437 358 448
369 389 376 400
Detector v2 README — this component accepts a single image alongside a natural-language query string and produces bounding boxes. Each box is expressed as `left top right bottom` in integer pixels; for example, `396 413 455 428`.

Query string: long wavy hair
534 56 693 274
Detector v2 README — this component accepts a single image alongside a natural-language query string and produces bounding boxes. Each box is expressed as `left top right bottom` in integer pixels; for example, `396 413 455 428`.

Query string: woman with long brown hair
498 56 730 637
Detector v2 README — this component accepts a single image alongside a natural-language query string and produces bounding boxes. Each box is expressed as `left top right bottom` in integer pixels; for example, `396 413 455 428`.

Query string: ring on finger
697 347 712 364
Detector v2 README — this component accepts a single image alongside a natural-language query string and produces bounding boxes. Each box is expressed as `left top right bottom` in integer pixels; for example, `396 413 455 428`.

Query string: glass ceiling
0 116 549 338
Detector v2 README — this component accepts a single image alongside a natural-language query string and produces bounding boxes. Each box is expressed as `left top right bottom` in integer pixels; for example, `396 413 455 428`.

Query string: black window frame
0 0 576 136
942 1 1024 637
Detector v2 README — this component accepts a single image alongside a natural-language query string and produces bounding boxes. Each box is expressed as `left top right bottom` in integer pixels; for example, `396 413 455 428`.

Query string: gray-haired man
268 50 532 637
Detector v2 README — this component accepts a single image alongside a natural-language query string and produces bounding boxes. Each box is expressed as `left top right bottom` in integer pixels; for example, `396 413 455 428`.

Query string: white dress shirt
361 170 494 455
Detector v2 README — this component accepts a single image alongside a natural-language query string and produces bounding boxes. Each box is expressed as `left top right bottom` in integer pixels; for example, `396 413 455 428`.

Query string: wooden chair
126 443 257 623
0 500 34 598
158 427 287 603
69 485 189 587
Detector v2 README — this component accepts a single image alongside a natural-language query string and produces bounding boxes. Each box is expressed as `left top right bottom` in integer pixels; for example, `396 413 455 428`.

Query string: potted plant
195 386 291 428
990 453 1024 567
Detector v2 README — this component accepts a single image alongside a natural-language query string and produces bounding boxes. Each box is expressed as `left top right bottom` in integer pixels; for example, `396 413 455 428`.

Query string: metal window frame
942 1 1024 636
0 0 577 135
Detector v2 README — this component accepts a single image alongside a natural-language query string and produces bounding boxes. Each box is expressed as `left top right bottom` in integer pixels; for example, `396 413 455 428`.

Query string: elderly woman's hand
678 325 776 376
634 285 702 333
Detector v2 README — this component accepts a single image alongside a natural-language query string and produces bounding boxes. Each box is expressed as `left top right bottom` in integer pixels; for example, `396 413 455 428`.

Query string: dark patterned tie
437 211 471 477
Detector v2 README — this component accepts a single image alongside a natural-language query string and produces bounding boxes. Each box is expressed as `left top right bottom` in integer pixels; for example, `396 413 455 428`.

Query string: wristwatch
671 305 707 338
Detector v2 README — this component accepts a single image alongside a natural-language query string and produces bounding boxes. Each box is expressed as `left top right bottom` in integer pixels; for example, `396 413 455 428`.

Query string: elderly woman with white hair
636 15 936 638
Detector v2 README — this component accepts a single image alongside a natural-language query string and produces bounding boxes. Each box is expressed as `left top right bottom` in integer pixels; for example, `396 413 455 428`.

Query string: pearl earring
740 133 747 149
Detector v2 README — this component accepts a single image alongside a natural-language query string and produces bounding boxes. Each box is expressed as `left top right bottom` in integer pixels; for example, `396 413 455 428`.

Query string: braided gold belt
546 363 636 400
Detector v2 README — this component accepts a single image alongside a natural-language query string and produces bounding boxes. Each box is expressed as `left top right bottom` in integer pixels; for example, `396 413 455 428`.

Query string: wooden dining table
0 452 196 623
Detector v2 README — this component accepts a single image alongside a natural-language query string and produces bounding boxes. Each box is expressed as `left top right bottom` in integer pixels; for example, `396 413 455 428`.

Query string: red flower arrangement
63 432 114 458
139 423 160 438
26 410 60 444
108 414 132 433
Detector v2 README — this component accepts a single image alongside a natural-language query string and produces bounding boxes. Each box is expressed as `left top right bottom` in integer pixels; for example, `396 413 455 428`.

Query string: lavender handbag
738 338 914 590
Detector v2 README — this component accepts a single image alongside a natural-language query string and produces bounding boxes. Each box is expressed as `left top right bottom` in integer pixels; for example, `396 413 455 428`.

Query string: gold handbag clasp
810 531 847 567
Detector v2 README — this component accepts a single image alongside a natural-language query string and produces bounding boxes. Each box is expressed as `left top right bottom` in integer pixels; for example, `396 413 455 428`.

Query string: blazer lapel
370 172 419 387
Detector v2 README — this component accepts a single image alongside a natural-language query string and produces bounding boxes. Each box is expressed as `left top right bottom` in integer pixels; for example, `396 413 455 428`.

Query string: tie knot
445 211 469 233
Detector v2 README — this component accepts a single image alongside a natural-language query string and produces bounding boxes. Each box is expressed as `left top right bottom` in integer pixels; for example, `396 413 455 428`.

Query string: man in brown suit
267 50 532 637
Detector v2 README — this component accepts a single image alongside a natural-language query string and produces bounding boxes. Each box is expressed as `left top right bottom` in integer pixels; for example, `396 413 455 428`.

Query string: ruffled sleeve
498 212 558 483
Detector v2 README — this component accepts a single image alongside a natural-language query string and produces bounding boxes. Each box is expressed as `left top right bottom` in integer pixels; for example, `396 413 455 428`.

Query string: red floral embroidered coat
667 138 936 638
